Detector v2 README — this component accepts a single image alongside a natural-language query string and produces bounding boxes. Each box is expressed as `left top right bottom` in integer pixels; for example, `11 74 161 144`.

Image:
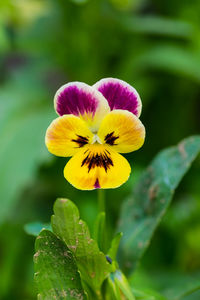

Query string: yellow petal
45 115 94 157
64 144 131 190
97 110 145 153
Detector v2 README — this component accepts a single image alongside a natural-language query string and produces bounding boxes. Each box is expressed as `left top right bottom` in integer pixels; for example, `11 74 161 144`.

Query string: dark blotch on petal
72 135 89 148
105 131 119 146
81 151 113 173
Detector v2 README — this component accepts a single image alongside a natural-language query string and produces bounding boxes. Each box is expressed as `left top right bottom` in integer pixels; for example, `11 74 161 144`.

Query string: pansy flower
45 78 145 190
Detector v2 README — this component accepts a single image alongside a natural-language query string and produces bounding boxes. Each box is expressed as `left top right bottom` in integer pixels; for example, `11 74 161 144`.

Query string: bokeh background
0 0 200 299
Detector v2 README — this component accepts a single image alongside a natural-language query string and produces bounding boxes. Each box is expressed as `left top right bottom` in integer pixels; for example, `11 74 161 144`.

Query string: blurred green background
0 0 200 299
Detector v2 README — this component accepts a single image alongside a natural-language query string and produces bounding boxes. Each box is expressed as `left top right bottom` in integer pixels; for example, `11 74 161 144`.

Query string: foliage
0 0 200 299
34 229 86 300
34 136 200 299
0 68 54 224
118 136 200 273
52 198 111 296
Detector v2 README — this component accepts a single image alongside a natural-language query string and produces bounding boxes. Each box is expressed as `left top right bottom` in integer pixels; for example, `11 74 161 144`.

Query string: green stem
97 190 107 300
98 189 105 213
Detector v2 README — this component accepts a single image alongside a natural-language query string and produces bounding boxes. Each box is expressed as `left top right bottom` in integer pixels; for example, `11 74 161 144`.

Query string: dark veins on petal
81 149 113 173
105 131 119 145
72 134 89 147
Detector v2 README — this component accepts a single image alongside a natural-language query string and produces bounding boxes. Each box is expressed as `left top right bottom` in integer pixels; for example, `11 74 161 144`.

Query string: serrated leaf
51 199 111 294
34 229 86 300
118 136 200 273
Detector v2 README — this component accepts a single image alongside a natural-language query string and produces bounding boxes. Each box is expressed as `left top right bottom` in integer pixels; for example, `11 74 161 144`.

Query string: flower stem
98 189 105 213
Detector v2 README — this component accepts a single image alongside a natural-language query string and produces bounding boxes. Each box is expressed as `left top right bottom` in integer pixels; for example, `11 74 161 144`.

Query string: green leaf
112 270 135 300
160 272 200 300
0 23 9 53
108 232 123 261
118 16 194 38
135 45 200 83
0 68 54 224
34 229 86 300
51 199 111 294
129 268 200 300
106 233 123 274
24 222 51 237
0 224 28 298
93 212 106 252
70 0 88 4
132 288 167 300
106 270 136 300
169 285 200 300
106 277 122 300
118 136 200 273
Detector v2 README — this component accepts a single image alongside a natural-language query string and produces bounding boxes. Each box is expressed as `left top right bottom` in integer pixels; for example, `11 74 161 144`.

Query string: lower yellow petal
45 115 94 157
64 144 131 190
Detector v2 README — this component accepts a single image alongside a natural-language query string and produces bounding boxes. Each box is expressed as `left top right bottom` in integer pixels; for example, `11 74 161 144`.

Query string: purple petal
55 83 96 116
93 78 142 117
54 82 110 131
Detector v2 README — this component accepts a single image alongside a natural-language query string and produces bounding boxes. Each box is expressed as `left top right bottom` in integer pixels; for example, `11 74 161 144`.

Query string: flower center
72 131 119 148
92 134 102 145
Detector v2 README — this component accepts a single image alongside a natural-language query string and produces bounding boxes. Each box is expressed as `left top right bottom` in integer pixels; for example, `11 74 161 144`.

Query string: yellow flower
45 78 145 190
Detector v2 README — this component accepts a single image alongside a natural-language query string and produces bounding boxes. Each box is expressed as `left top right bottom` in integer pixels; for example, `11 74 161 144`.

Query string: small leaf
51 199 111 294
34 230 86 300
118 136 200 273
106 277 122 300
93 212 106 252
108 232 123 261
113 270 135 300
24 222 51 237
